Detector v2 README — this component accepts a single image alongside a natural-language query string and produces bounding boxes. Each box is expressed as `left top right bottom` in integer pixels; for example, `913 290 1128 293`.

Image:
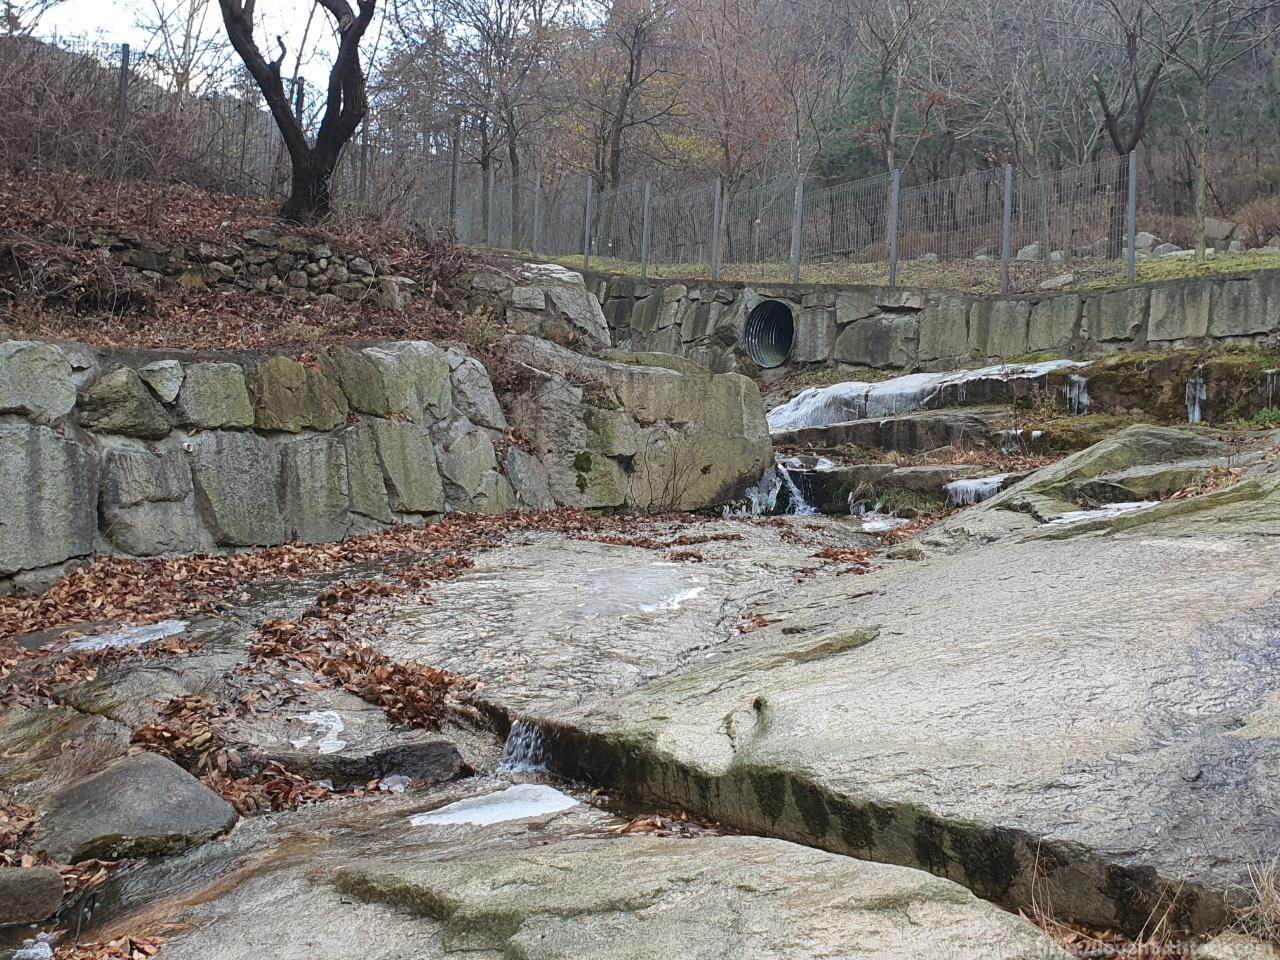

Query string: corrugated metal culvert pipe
744 300 795 368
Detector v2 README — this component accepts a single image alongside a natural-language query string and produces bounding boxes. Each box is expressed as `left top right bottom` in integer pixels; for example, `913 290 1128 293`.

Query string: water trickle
777 463 817 516
499 719 548 774
1064 374 1090 415
944 474 1010 507
1186 366 1207 424
1266 369 1277 409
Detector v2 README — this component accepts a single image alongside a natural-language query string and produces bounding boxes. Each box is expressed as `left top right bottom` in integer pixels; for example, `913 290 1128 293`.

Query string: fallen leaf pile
1032 911 1196 959
3 636 205 707
875 511 952 546
1168 464 1248 500
738 612 772 634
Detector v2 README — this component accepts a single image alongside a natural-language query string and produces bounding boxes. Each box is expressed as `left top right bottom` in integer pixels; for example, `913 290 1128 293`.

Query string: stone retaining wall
589 269 1280 377
0 337 546 592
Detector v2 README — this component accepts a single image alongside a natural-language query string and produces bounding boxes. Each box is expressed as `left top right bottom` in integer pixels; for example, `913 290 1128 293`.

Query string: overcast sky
38 1 358 84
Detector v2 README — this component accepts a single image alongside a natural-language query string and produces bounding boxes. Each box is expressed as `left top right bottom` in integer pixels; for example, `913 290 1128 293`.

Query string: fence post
117 44 130 125
1000 163 1014 295
486 167 497 247
641 180 653 280
790 175 805 284
532 175 543 259
1126 151 1138 286
710 177 723 281
887 168 902 288
583 176 594 271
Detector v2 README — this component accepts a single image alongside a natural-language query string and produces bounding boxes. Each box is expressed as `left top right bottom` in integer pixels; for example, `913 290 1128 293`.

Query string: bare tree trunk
1193 79 1209 260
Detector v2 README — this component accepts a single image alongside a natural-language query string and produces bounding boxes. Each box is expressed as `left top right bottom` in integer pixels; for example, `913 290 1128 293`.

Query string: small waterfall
777 463 817 516
499 719 548 774
944 474 1010 507
1064 374 1090 415
1186 366 1207 424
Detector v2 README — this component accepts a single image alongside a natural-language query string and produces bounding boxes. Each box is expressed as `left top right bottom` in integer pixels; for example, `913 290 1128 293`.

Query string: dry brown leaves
738 612 772 634
875 512 952 546
3 636 204 707
1167 465 1248 501
810 547 874 575
0 510 661 642
57 936 164 960
1034 912 1196 959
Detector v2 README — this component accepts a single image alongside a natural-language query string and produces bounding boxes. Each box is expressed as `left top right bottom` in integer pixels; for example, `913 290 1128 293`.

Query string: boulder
331 342 451 424
1015 242 1043 261
832 313 917 368
503 337 771 511
138 359 184 402
189 431 286 546
917 296 970 361
503 446 556 511
1204 217 1237 243
333 835 1066 960
216 687 465 785
791 307 836 363
435 419 511 513
0 866 64 925
339 424 395 524
78 367 173 439
100 449 211 556
968 299 1031 357
361 420 444 515
279 436 351 543
0 425 98 577
0 341 76 422
1027 294 1080 351
1148 282 1212 342
1084 287 1149 343
515 264 612 349
175 362 254 429
38 752 237 863
1154 242 1183 256
447 354 507 432
250 355 348 433
1134 231 1159 251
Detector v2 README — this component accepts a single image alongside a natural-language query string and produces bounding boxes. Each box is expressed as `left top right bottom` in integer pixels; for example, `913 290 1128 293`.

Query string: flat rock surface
80 779 1064 960
544 526 1280 934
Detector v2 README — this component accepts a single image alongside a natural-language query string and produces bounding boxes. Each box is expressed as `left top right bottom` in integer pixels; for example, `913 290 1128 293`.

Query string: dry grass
1236 857 1280 945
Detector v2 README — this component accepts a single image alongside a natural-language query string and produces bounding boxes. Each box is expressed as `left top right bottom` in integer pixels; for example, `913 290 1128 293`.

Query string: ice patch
410 783 579 826
1046 501 1159 525
640 586 707 612
944 474 1010 507
858 512 909 533
295 711 347 754
66 619 188 651
723 469 784 518
767 360 1086 431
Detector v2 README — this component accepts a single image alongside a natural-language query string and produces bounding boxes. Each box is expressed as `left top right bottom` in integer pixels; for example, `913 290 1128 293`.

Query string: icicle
723 469 783 518
1064 374 1090 415
1186 365 1207 424
1265 369 1276 409
943 474 1009 507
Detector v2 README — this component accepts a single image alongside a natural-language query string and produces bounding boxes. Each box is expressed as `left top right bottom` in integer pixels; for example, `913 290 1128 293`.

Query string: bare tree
1143 0 1280 256
217 0 378 222
2 0 65 35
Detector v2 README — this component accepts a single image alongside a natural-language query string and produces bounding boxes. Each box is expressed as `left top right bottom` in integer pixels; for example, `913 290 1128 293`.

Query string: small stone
1038 273 1076 291
0 865 64 925
243 228 277 246
349 256 375 277
1154 242 1182 256
276 234 310 254
138 359 184 402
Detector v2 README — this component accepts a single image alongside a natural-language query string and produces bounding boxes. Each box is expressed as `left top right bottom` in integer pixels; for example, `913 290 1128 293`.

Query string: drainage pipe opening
744 300 795 369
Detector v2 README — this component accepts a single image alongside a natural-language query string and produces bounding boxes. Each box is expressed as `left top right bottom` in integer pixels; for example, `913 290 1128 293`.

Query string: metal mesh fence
2 33 1142 293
